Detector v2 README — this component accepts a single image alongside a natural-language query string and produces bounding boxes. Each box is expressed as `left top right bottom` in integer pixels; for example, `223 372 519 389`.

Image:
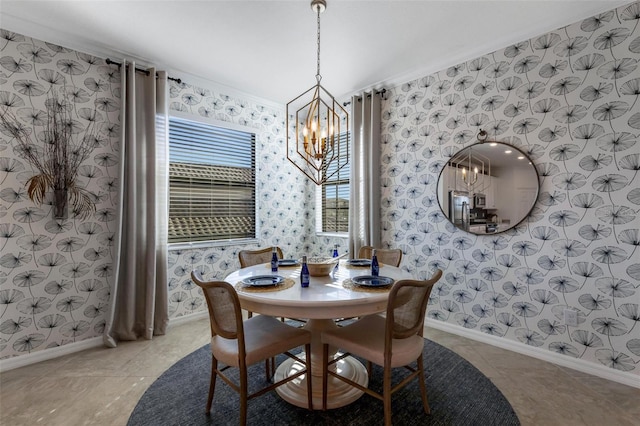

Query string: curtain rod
105 58 182 84
343 89 386 106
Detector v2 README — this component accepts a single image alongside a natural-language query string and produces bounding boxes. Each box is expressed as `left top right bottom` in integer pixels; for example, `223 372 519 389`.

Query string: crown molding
347 0 633 97
0 13 284 110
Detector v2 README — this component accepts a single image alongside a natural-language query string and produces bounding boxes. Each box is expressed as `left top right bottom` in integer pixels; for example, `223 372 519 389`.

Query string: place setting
235 275 295 292
342 275 395 292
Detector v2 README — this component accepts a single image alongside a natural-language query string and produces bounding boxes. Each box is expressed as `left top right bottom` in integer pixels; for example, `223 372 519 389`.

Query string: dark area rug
128 337 519 426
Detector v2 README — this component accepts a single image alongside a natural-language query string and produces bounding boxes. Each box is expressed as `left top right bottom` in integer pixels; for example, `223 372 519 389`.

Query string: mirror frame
436 134 540 235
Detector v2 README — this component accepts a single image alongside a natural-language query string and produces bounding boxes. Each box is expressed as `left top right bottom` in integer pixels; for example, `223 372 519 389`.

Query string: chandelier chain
316 4 321 82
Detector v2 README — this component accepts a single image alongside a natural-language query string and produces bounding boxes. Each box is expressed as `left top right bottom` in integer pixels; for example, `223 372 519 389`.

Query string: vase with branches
0 88 99 219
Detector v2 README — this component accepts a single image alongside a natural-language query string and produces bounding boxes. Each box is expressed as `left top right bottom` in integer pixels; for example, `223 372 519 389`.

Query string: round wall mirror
437 132 540 235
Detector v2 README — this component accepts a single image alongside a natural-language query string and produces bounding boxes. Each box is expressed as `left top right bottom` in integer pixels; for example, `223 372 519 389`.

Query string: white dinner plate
242 275 285 287
351 275 394 287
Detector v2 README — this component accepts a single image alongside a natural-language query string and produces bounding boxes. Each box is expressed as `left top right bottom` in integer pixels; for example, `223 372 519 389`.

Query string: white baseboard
425 318 640 389
0 337 103 373
0 312 209 373
168 310 208 327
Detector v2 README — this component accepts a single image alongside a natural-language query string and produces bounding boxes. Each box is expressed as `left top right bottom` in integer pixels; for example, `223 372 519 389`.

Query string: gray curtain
104 61 169 346
348 92 382 257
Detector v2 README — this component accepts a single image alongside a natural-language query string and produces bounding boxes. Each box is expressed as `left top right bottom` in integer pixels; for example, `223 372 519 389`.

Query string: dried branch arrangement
0 89 99 219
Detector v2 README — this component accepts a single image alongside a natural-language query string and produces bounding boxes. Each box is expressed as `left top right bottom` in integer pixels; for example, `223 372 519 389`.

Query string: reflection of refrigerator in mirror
449 190 469 230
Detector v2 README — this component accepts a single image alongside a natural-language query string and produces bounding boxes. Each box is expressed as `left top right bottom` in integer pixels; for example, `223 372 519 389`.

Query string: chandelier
286 0 349 185
453 129 491 193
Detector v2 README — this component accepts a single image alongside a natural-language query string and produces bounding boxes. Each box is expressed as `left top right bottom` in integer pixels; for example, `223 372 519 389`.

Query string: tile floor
1 317 638 426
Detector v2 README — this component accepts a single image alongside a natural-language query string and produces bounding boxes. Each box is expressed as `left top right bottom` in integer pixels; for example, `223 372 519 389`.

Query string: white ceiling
0 1 631 105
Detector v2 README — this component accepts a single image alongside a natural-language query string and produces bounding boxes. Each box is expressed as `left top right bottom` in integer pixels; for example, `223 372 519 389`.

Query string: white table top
225 261 413 320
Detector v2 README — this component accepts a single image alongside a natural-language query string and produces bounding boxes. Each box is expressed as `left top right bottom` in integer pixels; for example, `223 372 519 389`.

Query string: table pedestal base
274 354 368 409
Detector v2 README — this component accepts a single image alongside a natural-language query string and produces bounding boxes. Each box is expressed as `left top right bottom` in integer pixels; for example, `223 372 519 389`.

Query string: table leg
274 318 368 409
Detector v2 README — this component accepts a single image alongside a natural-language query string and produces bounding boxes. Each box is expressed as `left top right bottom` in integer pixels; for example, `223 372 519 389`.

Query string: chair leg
305 343 313 410
265 357 275 382
206 357 217 413
322 343 329 410
383 363 392 426
417 354 431 414
240 362 248 426
265 358 271 382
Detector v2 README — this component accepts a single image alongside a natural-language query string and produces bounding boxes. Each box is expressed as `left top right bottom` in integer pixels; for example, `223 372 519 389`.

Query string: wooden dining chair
358 246 403 267
238 246 283 269
237 246 299 378
192 271 313 425
320 269 443 426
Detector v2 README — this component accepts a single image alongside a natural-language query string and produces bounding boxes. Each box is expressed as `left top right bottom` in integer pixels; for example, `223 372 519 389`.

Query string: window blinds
168 116 256 243
322 132 350 233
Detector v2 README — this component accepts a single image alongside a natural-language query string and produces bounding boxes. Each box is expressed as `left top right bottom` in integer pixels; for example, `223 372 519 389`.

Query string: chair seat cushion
212 315 311 366
321 314 424 368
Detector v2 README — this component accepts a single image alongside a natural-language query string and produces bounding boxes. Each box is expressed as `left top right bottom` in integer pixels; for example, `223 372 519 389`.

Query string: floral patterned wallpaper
0 31 121 359
380 1 639 376
1 1 638 382
0 30 346 360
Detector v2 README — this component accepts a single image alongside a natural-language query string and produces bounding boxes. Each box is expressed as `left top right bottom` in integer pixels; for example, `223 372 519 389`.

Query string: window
168 115 256 244
318 132 350 234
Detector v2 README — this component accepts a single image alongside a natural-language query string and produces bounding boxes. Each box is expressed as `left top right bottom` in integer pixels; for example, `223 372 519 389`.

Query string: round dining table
224 260 413 409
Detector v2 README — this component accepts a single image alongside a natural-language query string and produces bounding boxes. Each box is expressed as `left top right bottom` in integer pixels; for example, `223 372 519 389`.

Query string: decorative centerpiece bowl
306 257 339 276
